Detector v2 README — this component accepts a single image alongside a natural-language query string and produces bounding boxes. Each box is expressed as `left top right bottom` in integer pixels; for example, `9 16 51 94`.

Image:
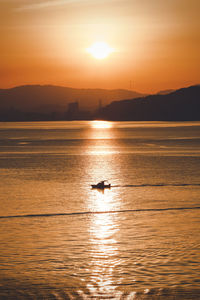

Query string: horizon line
0 82 199 95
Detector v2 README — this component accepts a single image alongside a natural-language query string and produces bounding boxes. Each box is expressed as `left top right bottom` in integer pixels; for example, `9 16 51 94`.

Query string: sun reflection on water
87 120 118 156
91 120 113 129
86 123 122 296
88 200 120 296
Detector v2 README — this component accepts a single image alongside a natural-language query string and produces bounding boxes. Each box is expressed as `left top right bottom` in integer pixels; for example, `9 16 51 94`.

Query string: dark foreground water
0 121 200 299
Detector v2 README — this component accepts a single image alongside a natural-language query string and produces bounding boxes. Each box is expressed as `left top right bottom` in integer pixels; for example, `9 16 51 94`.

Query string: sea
0 121 199 299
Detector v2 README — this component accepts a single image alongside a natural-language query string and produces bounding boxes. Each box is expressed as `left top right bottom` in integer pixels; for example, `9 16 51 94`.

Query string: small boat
91 180 111 189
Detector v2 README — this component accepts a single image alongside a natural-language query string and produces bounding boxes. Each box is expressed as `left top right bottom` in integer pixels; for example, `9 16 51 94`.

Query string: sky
0 0 200 93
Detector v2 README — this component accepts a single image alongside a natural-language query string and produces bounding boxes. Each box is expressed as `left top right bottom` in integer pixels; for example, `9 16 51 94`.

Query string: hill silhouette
98 85 200 121
0 85 144 114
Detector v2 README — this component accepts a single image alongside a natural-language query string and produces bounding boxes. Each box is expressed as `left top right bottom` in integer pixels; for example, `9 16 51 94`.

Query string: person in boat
97 181 105 188
91 180 111 189
97 180 111 188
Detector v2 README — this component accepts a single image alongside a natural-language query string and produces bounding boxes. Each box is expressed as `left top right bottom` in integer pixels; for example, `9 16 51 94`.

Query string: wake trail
0 206 200 220
112 183 200 188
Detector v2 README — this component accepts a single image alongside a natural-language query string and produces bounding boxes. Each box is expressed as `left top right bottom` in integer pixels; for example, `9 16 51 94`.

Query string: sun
87 42 114 60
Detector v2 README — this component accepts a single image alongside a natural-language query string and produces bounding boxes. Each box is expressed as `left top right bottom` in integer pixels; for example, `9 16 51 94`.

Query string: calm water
0 121 200 299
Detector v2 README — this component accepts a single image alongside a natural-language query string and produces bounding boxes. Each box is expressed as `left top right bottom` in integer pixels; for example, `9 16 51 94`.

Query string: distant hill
98 85 200 121
0 85 145 114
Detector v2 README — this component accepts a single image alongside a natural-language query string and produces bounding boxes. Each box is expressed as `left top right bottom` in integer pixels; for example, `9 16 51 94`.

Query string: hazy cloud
16 0 77 11
16 0 118 12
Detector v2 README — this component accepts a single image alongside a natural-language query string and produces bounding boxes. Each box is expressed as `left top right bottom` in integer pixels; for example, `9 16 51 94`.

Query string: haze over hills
157 89 175 95
98 85 200 121
0 85 145 114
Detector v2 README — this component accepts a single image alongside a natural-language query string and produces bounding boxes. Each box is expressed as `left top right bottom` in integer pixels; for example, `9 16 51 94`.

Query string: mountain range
0 84 199 121
98 85 200 121
0 85 144 114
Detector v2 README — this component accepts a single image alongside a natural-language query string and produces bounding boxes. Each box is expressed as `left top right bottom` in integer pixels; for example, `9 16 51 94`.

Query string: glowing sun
87 42 114 59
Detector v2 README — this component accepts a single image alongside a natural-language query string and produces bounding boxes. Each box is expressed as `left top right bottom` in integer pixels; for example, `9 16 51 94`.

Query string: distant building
98 99 103 111
66 101 79 119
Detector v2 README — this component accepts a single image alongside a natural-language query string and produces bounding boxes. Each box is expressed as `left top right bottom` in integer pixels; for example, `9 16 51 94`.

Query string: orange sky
0 0 199 93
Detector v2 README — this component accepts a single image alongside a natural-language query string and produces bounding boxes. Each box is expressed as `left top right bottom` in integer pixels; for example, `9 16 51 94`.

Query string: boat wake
0 206 199 220
112 183 200 188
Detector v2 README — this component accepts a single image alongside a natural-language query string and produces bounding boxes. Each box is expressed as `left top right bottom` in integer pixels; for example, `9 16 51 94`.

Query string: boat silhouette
91 180 111 189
